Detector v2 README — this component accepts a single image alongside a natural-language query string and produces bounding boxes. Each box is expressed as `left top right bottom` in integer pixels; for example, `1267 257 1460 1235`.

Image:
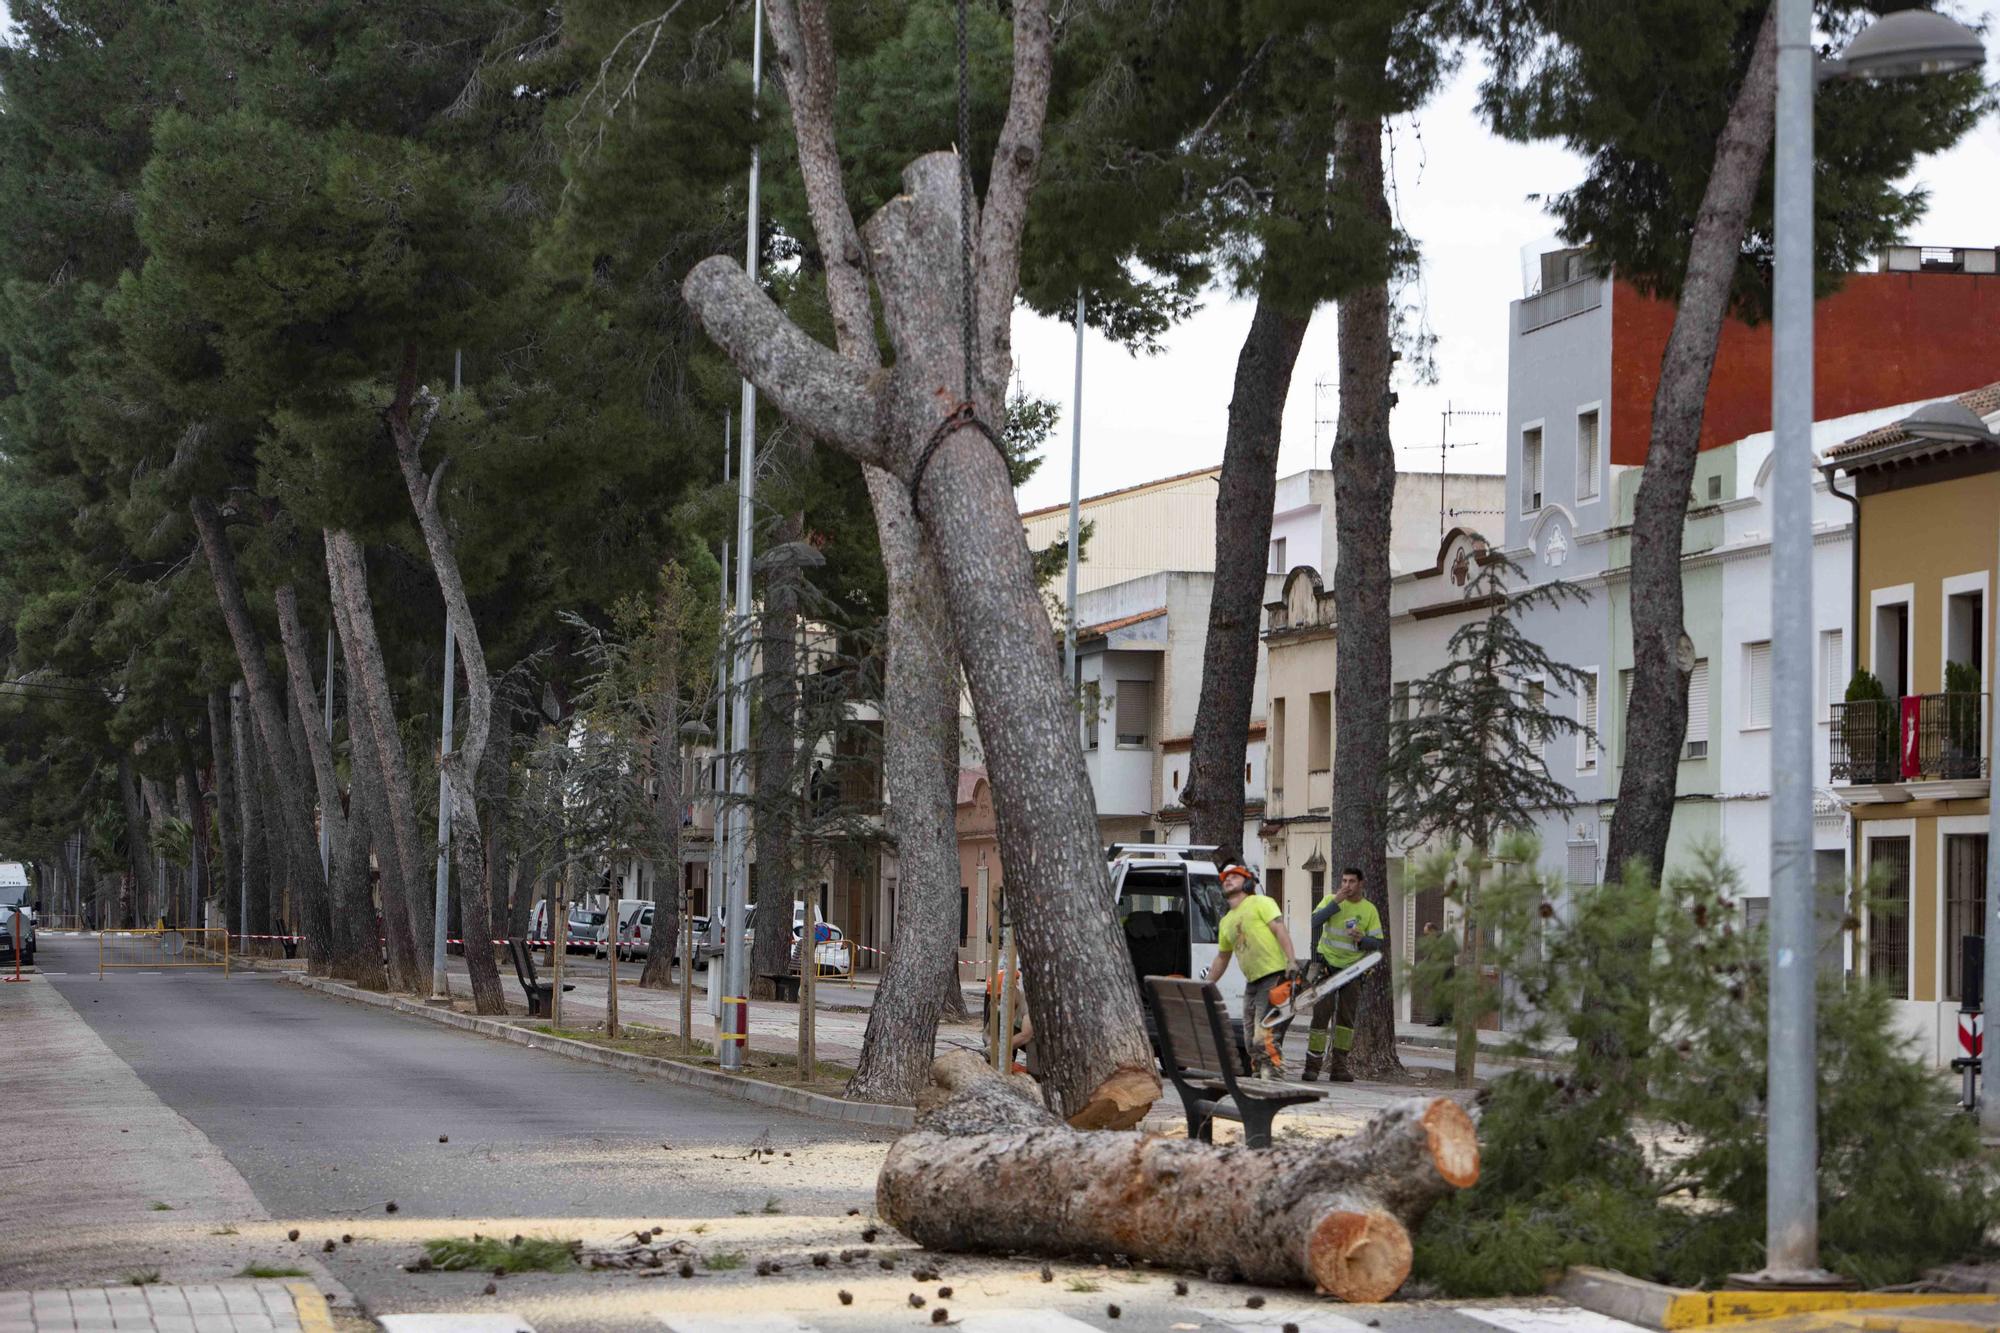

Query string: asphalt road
34 937 1625 1333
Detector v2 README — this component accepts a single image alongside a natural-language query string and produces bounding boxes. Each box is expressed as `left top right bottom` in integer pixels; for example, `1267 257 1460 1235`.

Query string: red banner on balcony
1901 695 1921 779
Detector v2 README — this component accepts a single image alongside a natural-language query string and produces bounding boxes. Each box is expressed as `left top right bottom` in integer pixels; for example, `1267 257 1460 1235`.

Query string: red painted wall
1608 272 2000 467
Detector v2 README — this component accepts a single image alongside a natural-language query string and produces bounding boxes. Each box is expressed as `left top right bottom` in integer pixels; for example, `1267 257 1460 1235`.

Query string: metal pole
722 0 762 1073
1982 515 2000 1133
1064 290 1085 686
430 624 456 1000
711 414 730 1028
1756 0 1828 1283
231 683 248 942
319 630 335 879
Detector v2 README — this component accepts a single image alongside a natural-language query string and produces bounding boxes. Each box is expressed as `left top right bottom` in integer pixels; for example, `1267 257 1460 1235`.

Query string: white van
1108 843 1235 1007
596 898 649 960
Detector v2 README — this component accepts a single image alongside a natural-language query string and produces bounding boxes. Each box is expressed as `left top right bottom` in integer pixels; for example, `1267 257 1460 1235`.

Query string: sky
1006 34 2000 514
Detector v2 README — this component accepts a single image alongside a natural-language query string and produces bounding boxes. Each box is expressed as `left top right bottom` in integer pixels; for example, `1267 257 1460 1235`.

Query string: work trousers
1303 961 1361 1078
1242 971 1288 1078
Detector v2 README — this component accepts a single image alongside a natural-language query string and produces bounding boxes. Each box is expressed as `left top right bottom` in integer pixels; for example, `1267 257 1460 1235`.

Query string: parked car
595 899 648 960
0 885 37 966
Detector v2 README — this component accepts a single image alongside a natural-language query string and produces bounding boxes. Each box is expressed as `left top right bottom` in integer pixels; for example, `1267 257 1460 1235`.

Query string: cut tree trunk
190 496 331 968
325 530 429 983
1604 5 1777 887
207 688 241 937
1328 108 1403 1080
386 360 505 1016
1182 293 1310 863
848 474 965 1103
685 0 1159 1127
877 1052 1477 1299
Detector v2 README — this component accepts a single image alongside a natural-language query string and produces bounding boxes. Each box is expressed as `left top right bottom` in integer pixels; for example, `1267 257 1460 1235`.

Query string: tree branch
681 256 892 463
974 0 1055 392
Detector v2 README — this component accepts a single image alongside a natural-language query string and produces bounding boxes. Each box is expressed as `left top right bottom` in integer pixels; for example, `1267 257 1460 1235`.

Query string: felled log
878 1051 1477 1301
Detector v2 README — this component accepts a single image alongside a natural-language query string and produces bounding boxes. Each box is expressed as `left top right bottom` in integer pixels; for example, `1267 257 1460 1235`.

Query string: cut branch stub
876 1055 1476 1301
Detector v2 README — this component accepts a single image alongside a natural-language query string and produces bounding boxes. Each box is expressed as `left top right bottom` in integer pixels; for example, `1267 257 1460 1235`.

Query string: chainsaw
1257 950 1383 1029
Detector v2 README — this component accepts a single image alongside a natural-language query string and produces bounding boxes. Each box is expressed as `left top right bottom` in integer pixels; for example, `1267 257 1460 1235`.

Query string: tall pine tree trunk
190 497 332 969
207 688 241 937
326 530 428 989
273 586 353 962
1328 106 1403 1080
230 684 272 940
328 785 386 987
1182 294 1310 862
348 701 422 991
1604 6 1777 885
386 361 505 1015
848 479 965 1102
641 611 682 990
117 751 154 926
750 513 803 1000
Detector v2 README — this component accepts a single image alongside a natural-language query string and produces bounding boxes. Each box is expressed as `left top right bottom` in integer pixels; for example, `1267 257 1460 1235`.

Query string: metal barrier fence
98 927 230 977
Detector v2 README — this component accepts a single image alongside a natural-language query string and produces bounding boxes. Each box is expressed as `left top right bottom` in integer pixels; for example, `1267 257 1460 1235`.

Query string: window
959 886 970 947
1308 868 1325 907
1683 658 1710 760
1270 697 1287 790
1083 679 1101 750
1567 841 1599 887
1269 536 1288 575
1523 679 1547 761
1577 672 1599 773
1618 667 1634 764
1266 868 1285 926
1874 600 1910 698
1865 836 1911 998
1520 426 1544 513
1115 680 1152 747
1945 834 1988 1002
1391 681 1411 725
1946 585 1985 681
1576 409 1601 500
1307 690 1332 770
1820 629 1844 722
1743 641 1772 729
1706 474 1722 502
1171 768 1180 792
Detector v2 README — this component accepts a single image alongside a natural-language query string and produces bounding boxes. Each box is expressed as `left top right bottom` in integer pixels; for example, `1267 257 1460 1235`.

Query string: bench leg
1176 1090 1213 1144
1240 1101 1278 1150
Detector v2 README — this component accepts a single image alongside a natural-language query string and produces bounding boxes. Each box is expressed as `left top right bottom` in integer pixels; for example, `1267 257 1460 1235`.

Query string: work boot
1327 1050 1355 1083
1300 1051 1323 1083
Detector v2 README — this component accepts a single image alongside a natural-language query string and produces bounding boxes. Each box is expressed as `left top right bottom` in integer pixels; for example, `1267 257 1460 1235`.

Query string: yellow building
1825 384 1998 1064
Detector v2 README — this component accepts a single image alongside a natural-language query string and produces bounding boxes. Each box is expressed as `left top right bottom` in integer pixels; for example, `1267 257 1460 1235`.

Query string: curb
1558 1267 2000 1330
278 972 917 1132
286 1281 337 1333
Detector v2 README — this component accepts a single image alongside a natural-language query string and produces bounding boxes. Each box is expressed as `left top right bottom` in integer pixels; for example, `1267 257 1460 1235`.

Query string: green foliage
1946 660 1981 696
1414 850 1999 1294
422 1235 578 1274
1846 667 1888 704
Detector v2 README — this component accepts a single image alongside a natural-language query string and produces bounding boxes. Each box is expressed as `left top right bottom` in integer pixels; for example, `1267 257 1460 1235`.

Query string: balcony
1831 693 1989 802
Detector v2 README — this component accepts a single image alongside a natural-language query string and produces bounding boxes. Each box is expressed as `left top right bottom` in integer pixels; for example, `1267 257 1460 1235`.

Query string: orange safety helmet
1219 863 1258 892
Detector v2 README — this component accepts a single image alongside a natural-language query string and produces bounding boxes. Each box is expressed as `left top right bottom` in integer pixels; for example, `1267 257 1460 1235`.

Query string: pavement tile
181 1295 225 1315
0 1320 32 1333
148 1319 196 1332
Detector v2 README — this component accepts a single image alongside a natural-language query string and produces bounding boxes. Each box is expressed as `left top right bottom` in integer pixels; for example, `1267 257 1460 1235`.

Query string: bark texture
328 784 385 987
207 688 241 937
325 531 429 982
1328 109 1403 1079
346 702 421 991
751 512 803 1000
1182 294 1310 862
877 1052 1477 1299
760 0 981 1104
1604 6 1778 885
474 689 515 988
190 497 331 967
386 365 505 1016
116 752 153 927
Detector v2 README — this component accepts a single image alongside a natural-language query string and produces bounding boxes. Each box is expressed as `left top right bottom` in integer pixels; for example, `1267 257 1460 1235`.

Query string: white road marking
1204 1307 1377 1332
655 1317 819 1333
956 1315 1109 1333
1463 1307 1652 1332
380 1316 537 1332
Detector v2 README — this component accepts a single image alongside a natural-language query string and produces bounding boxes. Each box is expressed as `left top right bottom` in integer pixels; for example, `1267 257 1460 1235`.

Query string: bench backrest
1144 976 1245 1083
508 939 539 989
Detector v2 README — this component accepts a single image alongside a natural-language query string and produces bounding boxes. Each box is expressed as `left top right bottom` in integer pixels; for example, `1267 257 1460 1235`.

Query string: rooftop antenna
1312 376 1338 457
1436 401 1501 537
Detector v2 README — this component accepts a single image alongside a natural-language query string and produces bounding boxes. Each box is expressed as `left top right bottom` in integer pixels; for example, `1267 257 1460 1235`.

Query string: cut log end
1420 1098 1480 1189
1306 1207 1411 1304
1065 1066 1161 1131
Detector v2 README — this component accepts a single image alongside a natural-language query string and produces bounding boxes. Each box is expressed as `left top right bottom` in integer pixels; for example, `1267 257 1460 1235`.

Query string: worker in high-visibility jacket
1301 866 1385 1082
1202 864 1300 1079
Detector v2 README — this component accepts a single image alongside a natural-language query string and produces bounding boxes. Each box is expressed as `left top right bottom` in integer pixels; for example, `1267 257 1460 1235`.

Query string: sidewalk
0 1281 333 1332
0 975 354 1321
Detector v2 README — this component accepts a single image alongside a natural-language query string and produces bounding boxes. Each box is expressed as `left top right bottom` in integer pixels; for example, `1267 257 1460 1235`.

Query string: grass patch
237 1265 307 1279
149 1202 174 1211
760 1196 782 1215
703 1251 746 1272
210 1225 239 1236
421 1236 578 1274
124 1271 161 1287
528 1024 854 1093
1065 1278 1100 1293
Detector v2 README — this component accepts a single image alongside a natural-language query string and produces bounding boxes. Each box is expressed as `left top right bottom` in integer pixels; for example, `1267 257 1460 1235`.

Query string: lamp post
1756 1 1984 1286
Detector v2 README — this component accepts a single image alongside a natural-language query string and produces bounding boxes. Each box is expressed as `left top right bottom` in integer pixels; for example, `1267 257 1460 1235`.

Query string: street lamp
1757 0 1985 1288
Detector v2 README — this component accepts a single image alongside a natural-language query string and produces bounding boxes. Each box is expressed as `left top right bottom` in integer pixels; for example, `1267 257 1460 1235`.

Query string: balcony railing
1831 693 1988 784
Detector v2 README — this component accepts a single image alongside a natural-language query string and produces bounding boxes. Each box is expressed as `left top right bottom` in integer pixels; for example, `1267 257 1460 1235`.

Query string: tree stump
878 1051 1476 1301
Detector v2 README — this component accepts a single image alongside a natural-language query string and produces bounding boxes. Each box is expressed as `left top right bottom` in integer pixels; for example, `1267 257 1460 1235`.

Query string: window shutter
1567 842 1599 886
1578 673 1599 771
1115 680 1151 747
1746 642 1772 728
1684 659 1710 757
1521 429 1544 511
1577 411 1600 499
1821 629 1844 721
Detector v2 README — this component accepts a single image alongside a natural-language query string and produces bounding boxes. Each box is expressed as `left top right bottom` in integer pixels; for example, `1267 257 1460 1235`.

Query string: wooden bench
1143 975 1327 1148
508 938 573 1017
